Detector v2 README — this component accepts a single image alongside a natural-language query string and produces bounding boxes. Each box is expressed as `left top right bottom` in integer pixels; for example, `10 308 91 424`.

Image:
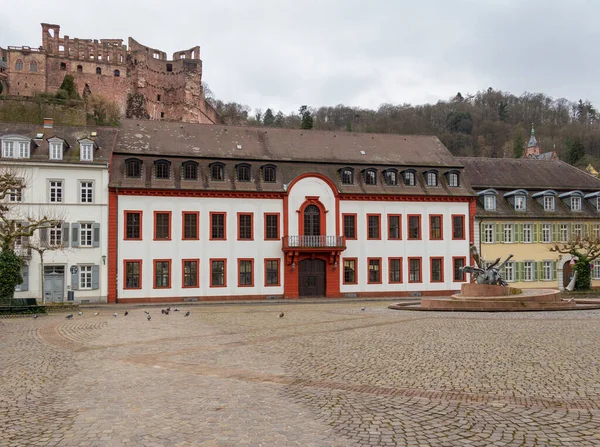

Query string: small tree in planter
550 235 600 290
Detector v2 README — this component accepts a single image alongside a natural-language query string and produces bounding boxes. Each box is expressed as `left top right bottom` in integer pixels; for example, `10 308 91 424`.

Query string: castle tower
524 124 540 158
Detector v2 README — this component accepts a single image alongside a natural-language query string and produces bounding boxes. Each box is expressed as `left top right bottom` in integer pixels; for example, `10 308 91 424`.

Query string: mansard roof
457 157 600 191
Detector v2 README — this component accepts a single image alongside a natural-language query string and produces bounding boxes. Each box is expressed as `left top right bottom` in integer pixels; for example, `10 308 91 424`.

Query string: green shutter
552 261 557 281
496 223 504 243
584 223 590 238
534 262 540 281
533 223 540 243
515 224 522 243
552 224 558 243
518 262 524 282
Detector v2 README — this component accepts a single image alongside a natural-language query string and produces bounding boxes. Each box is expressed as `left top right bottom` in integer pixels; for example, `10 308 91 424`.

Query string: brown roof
117 119 461 167
457 157 600 191
0 121 118 164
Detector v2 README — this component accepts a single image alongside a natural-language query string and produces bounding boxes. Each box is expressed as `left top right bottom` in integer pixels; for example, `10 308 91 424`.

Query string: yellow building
459 157 600 290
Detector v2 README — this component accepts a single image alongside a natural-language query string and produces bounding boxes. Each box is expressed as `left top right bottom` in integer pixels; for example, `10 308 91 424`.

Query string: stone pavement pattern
1 303 600 446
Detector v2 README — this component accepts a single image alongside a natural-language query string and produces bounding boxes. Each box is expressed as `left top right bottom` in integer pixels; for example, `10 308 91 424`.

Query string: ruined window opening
160 112 165 119
15 60 23 71
60 62 66 71
29 60 38 72
157 94 161 101
120 55 124 63
166 63 173 72
48 29 54 37
59 45 64 52
96 67 102 75
77 65 83 73
98 54 103 61
114 69 120 77
153 53 160 59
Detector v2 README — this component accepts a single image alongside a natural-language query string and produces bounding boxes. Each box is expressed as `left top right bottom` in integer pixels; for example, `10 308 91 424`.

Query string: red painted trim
407 214 422 240
210 258 227 287
181 258 199 288
264 258 281 287
123 210 143 240
298 197 327 236
342 257 358 284
342 213 357 240
452 214 466 240
469 199 476 246
388 257 403 284
182 211 200 240
387 214 402 240
430 256 444 283
237 258 254 287
408 257 423 283
116 188 284 199
453 256 467 282
264 213 280 240
367 257 382 284
152 259 172 289
340 194 472 202
366 214 382 240
107 189 118 303
237 212 254 241
123 259 143 290
153 211 172 241
209 212 227 240
429 214 443 240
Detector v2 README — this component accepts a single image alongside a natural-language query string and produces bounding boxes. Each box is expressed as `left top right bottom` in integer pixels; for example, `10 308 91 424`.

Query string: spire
528 123 537 148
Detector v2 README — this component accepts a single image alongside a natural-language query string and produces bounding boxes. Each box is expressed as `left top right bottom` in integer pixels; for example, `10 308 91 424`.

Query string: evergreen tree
263 108 275 126
513 125 525 158
274 111 285 127
0 250 22 305
498 101 509 122
565 137 586 165
299 105 313 130
58 75 80 99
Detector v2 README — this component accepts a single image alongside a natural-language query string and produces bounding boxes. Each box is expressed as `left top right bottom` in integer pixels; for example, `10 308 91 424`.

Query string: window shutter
91 265 100 290
552 224 558 243
71 223 80 248
71 267 79 290
534 262 540 281
495 224 503 243
533 223 540 243
92 223 101 248
62 222 70 248
518 262 524 282
40 227 48 244
584 224 590 237
21 265 29 291
552 261 557 281
515 224 521 243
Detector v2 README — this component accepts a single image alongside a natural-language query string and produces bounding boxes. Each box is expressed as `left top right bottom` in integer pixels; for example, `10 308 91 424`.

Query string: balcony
282 235 346 250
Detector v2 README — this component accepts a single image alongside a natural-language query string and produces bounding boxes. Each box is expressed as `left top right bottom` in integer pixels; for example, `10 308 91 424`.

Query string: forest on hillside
204 85 598 169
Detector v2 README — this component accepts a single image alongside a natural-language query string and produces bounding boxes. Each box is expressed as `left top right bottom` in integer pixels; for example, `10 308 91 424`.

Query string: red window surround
210 212 227 240
264 213 280 240
407 214 422 240
210 258 227 287
366 214 381 240
430 257 444 283
181 258 199 288
124 210 143 241
408 257 423 283
152 259 172 289
388 257 402 283
153 211 172 241
429 214 443 240
452 214 466 240
342 257 358 285
387 214 402 240
182 211 200 240
238 258 254 287
453 256 467 282
342 213 357 240
367 257 382 284
237 212 254 241
123 259 143 290
264 258 281 286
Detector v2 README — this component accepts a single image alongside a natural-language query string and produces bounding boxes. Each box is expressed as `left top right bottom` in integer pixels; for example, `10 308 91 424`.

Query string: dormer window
364 169 377 185
1 137 31 159
182 161 198 180
571 196 582 211
210 162 224 181
584 192 600 211
560 191 584 212
532 190 557 211
79 139 94 162
479 189 498 211
383 169 398 186
446 171 459 187
544 196 555 210
125 158 142 178
403 170 416 186
48 139 64 160
425 171 438 187
155 160 171 179
340 168 354 185
504 189 528 211
514 196 526 211
236 164 251 182
262 165 276 183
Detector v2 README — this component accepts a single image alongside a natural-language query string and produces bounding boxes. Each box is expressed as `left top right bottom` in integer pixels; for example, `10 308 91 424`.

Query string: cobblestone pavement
2 303 600 446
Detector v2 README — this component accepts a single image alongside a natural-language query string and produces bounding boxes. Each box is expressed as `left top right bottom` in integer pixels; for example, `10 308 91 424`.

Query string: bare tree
550 235 600 290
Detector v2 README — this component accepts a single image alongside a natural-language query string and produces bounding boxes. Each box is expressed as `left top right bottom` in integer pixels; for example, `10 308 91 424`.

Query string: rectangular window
452 215 465 240
80 223 93 246
343 258 357 284
80 144 93 161
182 212 199 240
211 259 226 287
560 224 569 243
594 224 600 241
238 213 253 240
593 261 600 280
8 188 22 202
343 214 357 240
429 215 442 240
484 195 496 211
503 262 514 282
125 211 142 240
154 212 171 240
453 257 466 282
79 265 92 289
182 259 199 288
19 142 29 158
504 224 513 243
484 223 494 243
49 180 63 203
543 196 554 210
124 260 142 289
80 181 93 203
523 224 532 243
368 258 381 284
430 257 443 282
49 225 62 246
542 260 553 281
389 258 402 283
50 142 63 160
572 224 583 240
571 197 582 211
238 259 254 286
154 260 171 288
514 196 526 211
211 213 226 240
367 214 381 240
265 259 280 286
408 215 421 240
2 141 14 158
542 224 552 243
388 215 401 240
524 261 533 281
264 213 280 240
409 258 422 283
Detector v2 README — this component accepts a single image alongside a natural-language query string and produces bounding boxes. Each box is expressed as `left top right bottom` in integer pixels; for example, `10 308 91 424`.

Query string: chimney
43 118 54 129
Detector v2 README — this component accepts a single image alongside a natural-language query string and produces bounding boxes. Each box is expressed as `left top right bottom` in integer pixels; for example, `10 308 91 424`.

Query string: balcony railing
282 235 346 249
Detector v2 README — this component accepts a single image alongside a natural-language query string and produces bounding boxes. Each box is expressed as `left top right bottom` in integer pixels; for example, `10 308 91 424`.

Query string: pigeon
161 309 166 314
279 312 284 318
33 314 39 319
185 311 190 317
113 312 118 317
78 311 83 316
361 307 366 311
147 314 151 321
144 310 150 315
124 311 129 316
174 307 180 312
94 312 99 316
66 313 73 319
166 307 171 312
165 310 170 315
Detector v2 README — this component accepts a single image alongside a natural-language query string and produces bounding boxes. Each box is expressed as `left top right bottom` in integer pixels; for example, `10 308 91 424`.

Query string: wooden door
299 259 326 297
563 262 574 288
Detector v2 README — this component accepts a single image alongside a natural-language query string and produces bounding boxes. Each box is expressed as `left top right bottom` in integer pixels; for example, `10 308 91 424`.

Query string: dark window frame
182 161 198 180
125 158 142 178
210 162 225 181
155 160 171 179
262 165 276 183
236 164 251 182
340 168 354 185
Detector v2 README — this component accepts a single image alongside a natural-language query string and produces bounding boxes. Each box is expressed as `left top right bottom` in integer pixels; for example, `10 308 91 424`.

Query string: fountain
390 244 600 312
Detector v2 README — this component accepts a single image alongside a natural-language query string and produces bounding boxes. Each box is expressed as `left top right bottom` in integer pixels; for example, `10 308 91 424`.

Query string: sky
1 0 598 114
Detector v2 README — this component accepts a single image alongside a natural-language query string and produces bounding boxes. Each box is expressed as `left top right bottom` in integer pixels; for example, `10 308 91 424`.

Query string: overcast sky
1 0 598 113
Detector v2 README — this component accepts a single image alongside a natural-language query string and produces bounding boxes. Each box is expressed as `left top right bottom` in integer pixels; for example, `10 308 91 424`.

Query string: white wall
287 177 337 236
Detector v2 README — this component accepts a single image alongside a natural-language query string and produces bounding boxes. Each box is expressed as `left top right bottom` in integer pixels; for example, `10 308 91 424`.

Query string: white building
1 119 117 304
108 120 475 303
